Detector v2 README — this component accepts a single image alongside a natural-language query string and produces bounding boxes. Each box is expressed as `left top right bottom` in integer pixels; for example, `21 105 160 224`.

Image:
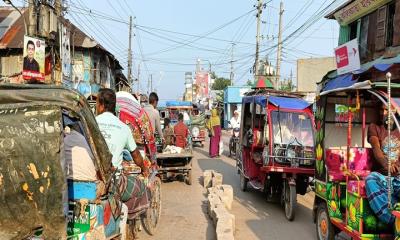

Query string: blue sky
10 0 346 100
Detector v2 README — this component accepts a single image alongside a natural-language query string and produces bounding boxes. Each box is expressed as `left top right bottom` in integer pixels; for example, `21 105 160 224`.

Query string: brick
203 170 213 188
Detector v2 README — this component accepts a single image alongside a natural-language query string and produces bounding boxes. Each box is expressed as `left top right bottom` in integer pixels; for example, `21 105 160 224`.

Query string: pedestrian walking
206 108 222 158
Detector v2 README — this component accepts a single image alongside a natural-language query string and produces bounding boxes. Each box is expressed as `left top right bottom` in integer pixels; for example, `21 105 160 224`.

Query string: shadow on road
194 147 317 240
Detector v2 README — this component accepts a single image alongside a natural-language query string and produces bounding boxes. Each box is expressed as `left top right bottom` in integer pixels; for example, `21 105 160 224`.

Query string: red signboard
335 46 349 68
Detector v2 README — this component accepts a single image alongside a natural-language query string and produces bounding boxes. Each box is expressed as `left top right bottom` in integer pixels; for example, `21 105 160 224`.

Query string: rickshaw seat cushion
347 180 367 197
68 180 97 201
326 147 372 181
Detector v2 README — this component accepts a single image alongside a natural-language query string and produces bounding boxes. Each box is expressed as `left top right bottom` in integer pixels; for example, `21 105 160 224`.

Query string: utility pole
137 62 140 93
28 0 36 36
150 74 153 93
127 16 133 88
254 0 263 81
230 43 235 85
275 1 284 89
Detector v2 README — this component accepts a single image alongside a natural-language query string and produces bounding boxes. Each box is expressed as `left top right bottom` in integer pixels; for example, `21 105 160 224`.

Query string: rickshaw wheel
143 177 162 235
284 181 296 221
316 203 335 240
240 173 248 192
185 169 192 185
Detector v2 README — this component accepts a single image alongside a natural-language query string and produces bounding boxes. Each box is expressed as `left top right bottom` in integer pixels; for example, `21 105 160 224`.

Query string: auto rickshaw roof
0 83 113 178
242 95 311 110
318 55 400 95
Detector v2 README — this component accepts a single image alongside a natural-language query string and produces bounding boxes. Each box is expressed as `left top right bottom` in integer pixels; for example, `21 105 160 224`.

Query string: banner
22 36 45 82
334 39 361 75
61 24 71 79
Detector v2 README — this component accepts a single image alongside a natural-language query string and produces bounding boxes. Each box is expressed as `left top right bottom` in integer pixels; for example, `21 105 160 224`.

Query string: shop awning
319 54 400 95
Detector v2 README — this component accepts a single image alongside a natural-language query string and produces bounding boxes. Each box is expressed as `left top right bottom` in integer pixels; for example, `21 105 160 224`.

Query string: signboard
334 0 390 26
61 24 71 79
195 71 209 98
22 36 45 82
334 39 361 75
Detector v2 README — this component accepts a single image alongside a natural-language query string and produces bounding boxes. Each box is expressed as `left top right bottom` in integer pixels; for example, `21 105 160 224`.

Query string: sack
219 140 224 156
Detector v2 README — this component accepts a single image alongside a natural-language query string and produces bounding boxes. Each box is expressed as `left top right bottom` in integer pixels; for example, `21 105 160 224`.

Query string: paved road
140 132 318 240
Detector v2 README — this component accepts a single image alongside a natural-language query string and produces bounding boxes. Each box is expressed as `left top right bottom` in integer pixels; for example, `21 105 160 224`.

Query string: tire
240 172 248 192
284 181 297 221
185 169 192 185
143 177 162 235
316 203 336 240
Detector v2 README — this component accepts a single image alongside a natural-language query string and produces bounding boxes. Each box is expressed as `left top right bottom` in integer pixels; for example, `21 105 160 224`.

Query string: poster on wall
22 35 45 82
61 24 71 79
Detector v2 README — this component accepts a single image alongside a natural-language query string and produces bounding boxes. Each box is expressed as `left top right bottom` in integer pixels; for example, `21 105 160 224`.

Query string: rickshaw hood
0 84 113 238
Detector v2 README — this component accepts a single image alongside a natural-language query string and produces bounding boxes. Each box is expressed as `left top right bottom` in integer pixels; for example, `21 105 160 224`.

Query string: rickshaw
237 89 315 221
156 101 194 185
0 84 160 239
312 68 400 240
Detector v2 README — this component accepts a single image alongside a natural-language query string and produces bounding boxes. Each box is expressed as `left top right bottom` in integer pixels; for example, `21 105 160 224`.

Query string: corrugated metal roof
0 7 123 69
0 7 27 49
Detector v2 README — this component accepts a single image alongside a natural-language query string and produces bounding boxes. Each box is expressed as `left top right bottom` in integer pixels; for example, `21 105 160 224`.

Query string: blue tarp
322 74 357 92
268 96 311 110
242 95 310 110
166 101 192 107
321 54 400 93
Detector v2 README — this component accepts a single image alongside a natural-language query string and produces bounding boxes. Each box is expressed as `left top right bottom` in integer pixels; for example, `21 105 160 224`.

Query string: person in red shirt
174 113 189 148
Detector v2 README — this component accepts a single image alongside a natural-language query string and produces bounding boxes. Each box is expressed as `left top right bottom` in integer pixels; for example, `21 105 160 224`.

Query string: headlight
192 127 199 137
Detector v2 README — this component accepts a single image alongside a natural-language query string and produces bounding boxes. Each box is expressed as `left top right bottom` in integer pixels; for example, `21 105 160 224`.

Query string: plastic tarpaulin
166 101 192 107
322 74 356 92
268 96 311 110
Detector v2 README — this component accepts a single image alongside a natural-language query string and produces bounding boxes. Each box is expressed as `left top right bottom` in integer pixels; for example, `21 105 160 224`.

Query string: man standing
96 88 149 220
366 103 400 225
174 113 189 149
143 92 164 141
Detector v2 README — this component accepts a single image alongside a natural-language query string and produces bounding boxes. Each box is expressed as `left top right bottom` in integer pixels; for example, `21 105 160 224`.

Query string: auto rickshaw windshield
271 111 314 147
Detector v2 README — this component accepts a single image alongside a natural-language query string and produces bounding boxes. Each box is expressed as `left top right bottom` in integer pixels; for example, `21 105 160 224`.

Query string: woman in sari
206 108 222 158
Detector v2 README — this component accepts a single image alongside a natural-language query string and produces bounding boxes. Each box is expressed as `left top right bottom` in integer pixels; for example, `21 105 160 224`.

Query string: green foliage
211 73 231 90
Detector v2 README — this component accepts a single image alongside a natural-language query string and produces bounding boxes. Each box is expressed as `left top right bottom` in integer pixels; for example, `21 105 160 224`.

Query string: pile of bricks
203 170 235 240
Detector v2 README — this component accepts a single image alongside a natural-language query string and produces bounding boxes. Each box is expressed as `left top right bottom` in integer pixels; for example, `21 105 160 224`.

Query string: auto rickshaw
237 89 315 221
313 69 400 240
156 101 193 185
0 84 160 239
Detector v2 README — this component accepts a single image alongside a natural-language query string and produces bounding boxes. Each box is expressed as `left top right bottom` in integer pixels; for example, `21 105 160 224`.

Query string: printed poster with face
22 35 45 82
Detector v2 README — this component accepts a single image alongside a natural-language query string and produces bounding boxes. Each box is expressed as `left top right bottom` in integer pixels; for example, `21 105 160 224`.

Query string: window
349 21 359 40
386 2 395 47
359 16 369 60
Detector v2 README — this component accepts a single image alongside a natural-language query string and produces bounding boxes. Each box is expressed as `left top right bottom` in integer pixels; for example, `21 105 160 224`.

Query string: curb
203 170 235 240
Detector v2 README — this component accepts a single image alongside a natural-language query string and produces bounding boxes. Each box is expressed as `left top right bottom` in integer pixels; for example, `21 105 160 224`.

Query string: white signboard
61 24 71 79
334 38 361 75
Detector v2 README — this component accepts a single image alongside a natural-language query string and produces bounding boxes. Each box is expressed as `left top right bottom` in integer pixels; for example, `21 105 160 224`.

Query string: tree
211 73 231 90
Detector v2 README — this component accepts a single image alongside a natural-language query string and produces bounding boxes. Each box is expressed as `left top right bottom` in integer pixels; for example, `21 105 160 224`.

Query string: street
140 131 316 240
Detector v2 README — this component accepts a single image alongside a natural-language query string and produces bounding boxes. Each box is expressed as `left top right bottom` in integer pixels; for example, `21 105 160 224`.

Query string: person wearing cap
229 110 240 129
